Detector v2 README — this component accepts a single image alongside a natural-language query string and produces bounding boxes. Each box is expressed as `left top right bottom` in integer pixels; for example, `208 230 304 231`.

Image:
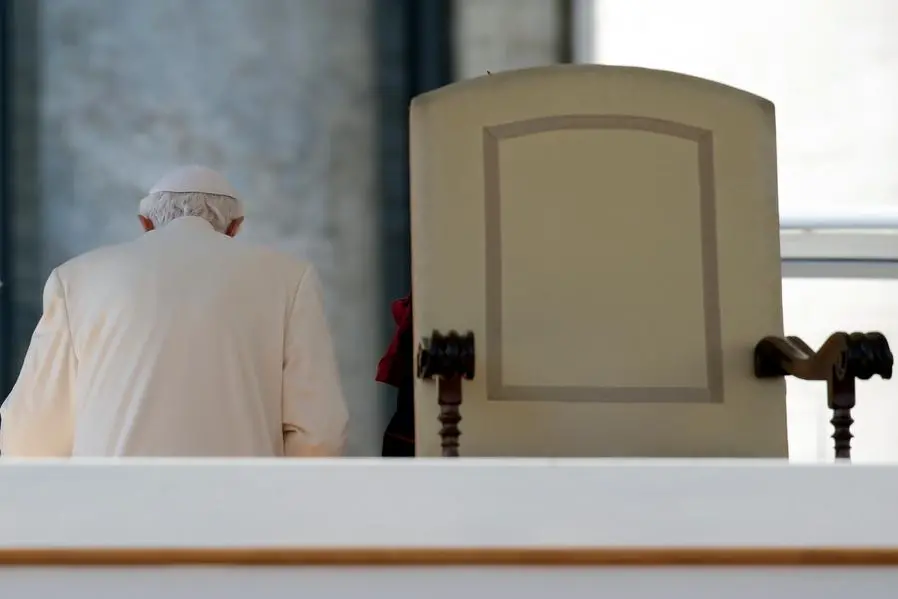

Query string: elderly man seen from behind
0 166 348 457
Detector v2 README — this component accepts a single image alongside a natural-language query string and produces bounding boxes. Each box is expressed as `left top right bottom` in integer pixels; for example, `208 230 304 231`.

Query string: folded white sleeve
282 265 349 457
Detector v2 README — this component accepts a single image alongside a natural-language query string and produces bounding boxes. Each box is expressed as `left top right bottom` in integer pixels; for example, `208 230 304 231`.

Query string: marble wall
10 0 382 455
453 0 567 80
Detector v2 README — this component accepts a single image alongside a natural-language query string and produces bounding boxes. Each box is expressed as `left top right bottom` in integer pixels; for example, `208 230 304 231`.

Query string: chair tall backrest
409 64 788 457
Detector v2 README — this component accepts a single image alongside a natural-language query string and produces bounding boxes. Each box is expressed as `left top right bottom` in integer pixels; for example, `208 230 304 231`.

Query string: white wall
3 461 898 597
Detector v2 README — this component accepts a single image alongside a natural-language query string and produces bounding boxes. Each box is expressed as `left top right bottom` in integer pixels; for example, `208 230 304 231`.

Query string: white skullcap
149 165 241 200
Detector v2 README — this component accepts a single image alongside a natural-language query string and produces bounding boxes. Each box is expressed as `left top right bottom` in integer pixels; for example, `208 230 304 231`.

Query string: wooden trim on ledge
0 547 897 567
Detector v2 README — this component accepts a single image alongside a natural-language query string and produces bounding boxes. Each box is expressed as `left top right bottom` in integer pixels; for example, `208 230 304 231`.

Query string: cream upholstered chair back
409 65 891 459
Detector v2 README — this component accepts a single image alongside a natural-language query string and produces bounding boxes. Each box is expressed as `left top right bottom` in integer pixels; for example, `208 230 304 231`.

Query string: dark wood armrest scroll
754 332 893 461
416 330 475 457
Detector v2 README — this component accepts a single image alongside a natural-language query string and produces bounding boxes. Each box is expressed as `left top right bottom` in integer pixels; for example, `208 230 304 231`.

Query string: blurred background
0 0 896 460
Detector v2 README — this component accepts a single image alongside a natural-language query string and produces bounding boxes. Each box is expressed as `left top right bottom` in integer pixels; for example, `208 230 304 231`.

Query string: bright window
581 0 898 460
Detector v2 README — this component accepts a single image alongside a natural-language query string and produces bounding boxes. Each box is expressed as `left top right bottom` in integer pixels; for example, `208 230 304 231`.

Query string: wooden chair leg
417 330 475 457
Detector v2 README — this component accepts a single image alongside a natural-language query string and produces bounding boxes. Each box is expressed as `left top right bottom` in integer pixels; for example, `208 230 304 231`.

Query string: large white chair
409 65 892 459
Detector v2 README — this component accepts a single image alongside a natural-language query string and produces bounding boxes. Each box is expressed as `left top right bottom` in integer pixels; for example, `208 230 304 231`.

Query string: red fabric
375 295 412 388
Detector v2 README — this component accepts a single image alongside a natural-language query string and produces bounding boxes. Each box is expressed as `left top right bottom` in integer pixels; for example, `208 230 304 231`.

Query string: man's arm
282 265 349 457
0 269 76 456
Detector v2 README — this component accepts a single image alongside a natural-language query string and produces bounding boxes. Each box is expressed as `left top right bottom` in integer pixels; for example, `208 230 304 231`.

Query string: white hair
138 191 243 233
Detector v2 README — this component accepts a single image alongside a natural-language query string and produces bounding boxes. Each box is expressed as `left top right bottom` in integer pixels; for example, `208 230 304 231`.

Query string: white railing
780 208 898 231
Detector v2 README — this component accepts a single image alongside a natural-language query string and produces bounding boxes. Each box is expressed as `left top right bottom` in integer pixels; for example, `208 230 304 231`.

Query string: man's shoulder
233 241 315 278
54 241 137 280
53 237 315 289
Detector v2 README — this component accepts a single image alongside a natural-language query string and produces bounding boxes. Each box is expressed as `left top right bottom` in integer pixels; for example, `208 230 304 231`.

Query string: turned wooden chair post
828 371 855 460
754 332 893 461
416 330 475 457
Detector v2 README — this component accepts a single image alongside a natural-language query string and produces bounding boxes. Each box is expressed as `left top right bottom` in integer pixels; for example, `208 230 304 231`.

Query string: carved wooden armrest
416 330 476 457
754 332 893 460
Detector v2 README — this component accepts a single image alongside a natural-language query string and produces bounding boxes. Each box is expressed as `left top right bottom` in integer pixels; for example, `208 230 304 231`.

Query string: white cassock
0 216 349 457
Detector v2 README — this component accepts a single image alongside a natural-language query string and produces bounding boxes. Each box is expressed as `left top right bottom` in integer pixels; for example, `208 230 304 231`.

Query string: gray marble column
10 0 383 455
453 0 568 80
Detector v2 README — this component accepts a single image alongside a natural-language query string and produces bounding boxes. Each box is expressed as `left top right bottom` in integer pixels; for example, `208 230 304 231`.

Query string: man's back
61 216 302 455
1 216 348 457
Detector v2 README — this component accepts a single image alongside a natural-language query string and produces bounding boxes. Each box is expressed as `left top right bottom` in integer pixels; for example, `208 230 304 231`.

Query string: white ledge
0 458 895 549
